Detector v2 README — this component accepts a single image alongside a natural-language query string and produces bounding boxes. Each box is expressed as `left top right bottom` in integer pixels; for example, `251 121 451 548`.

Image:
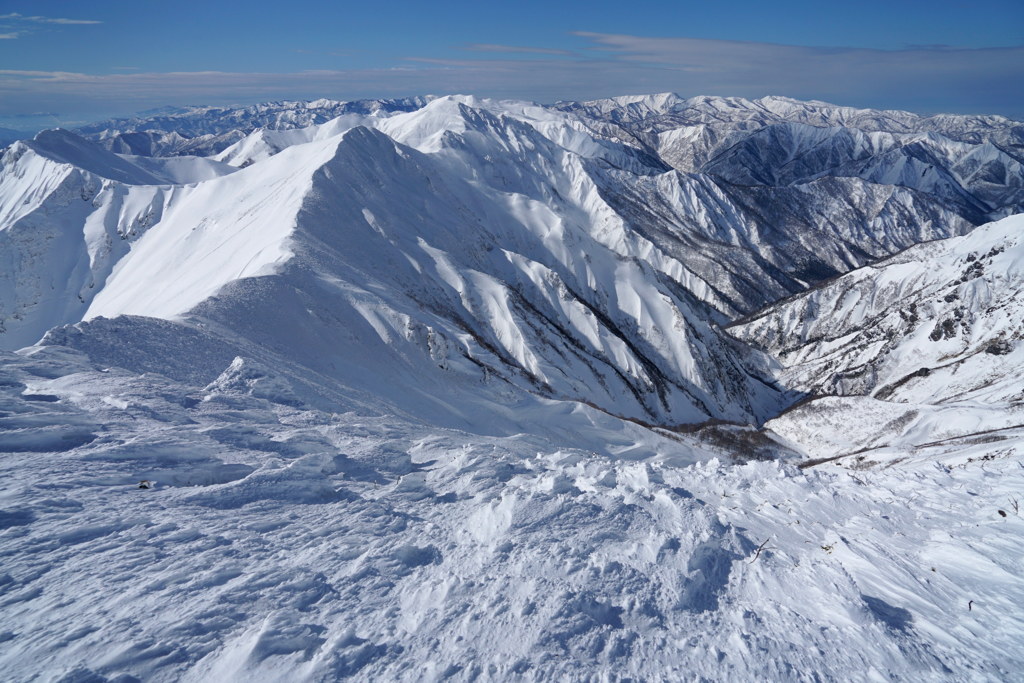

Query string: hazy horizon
2 0 1022 131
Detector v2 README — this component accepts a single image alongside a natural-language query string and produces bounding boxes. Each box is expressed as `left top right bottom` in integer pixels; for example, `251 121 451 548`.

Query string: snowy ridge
75 97 434 157
84 131 340 321
85 118 787 425
732 213 1024 402
174 96 987 314
732 213 1024 463
2 94 1015 424
0 129 239 349
206 96 1012 312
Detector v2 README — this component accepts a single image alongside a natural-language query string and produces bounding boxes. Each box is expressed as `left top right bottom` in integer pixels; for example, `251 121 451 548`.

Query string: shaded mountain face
729 213 1023 462
1 94 1022 430
730 213 1024 405
558 94 1024 219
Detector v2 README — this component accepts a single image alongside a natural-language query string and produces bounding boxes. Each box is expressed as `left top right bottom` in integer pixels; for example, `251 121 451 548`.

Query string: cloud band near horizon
1 33 1021 126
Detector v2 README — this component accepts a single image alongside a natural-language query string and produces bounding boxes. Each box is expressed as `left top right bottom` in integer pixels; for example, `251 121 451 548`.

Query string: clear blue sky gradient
1 0 1022 127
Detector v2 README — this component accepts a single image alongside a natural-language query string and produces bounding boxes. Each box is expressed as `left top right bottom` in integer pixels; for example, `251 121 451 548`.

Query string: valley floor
1 347 1021 682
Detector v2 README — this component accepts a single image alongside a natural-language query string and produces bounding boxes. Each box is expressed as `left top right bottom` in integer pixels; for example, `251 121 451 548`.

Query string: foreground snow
0 345 1021 681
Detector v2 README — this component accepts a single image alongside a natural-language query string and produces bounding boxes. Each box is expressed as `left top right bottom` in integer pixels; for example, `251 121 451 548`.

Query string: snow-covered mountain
75 97 434 157
732 212 1023 403
560 94 1024 218
6 94 1023 429
559 93 1024 165
730 213 1023 461
5 98 798 427
2 94 1023 681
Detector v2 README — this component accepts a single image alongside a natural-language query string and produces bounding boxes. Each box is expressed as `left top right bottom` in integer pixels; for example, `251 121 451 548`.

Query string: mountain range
4 94 1021 427
1 94 1021 681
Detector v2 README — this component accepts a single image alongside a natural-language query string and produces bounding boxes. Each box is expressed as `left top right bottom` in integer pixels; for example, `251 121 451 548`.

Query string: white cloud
462 44 574 56
0 12 101 25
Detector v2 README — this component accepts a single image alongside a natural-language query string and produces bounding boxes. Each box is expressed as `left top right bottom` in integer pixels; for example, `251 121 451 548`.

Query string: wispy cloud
1 34 1021 121
0 31 23 39
462 43 573 56
0 12 102 25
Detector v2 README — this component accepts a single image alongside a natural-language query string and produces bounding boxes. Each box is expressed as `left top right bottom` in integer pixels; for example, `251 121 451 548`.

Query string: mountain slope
731 213 1023 403
560 94 1024 219
731 213 1023 461
0 96 1019 428
195 96 990 315
0 131 236 349
78 119 788 426
4 94 1020 428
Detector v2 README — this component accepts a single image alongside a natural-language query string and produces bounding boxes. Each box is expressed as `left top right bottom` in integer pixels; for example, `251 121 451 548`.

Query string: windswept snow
0 341 1021 681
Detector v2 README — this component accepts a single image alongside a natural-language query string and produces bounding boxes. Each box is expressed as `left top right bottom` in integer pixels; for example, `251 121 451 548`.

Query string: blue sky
1 0 1022 128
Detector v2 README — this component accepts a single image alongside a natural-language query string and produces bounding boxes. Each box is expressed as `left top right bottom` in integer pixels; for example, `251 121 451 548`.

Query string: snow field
1 344 1021 681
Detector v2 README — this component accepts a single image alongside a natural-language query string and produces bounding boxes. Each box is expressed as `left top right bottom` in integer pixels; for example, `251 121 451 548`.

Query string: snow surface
0 340 1021 681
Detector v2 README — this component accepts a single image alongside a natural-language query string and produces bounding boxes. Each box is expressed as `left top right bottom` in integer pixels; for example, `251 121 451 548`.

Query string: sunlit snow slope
733 213 1024 403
